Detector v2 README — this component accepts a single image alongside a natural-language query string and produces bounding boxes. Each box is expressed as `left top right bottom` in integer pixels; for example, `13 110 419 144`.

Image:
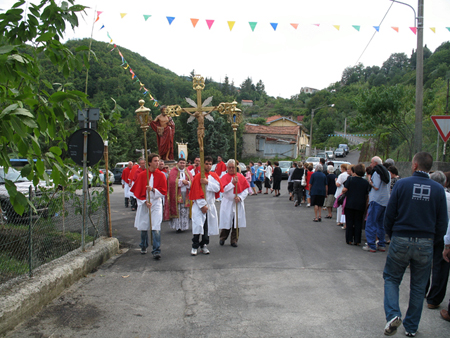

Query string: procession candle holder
219 102 242 238
135 99 153 245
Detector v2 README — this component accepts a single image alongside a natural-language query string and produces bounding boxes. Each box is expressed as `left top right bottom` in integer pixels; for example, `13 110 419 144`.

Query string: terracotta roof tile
266 115 283 123
244 124 299 135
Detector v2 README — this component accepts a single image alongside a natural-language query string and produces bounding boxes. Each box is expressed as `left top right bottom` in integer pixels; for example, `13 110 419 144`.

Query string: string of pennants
328 134 375 137
98 29 159 106
94 11 450 35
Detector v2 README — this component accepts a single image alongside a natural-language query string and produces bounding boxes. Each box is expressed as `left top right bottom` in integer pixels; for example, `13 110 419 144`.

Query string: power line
355 2 394 65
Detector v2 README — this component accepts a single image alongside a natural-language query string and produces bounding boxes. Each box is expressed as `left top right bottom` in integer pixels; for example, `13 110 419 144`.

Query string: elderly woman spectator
425 171 450 310
272 161 282 197
335 163 349 228
309 164 327 222
341 164 370 245
324 165 337 219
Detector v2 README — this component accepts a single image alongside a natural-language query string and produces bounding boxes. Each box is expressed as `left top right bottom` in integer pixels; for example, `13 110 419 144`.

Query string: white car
325 151 334 160
305 157 321 170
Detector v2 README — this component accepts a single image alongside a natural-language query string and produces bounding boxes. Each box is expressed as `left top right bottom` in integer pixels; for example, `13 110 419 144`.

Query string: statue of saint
150 105 175 161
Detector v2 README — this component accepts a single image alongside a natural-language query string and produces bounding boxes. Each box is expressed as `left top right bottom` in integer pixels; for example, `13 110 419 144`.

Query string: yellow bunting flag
191 18 199 28
430 27 436 33
120 13 127 19
290 23 298 29
228 21 235 31
333 25 340 31
392 27 399 32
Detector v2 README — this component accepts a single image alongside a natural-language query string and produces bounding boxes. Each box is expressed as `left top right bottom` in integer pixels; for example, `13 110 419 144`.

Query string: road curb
0 237 119 336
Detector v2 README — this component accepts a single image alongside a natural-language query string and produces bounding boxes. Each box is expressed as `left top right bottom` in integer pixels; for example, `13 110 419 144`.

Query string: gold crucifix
165 74 238 194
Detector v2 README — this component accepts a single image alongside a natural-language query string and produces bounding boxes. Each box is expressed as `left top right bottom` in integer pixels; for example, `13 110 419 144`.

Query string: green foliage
0 0 92 215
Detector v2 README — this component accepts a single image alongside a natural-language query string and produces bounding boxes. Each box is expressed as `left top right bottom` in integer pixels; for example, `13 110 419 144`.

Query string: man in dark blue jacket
383 152 448 337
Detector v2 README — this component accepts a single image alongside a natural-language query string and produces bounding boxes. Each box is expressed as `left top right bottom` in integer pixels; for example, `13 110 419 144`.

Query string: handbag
337 192 347 206
301 172 307 187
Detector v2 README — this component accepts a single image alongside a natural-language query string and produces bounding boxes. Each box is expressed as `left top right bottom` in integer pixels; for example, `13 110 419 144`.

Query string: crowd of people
121 151 450 336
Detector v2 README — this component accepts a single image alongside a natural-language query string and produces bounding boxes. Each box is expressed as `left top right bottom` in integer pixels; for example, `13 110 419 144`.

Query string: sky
1 0 450 99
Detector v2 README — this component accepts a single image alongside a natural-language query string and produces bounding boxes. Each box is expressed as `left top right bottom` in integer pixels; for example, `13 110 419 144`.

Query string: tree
0 0 91 214
355 85 415 160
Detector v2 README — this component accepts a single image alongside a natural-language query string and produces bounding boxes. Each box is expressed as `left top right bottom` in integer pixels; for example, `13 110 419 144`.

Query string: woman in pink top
245 165 253 195
305 163 313 207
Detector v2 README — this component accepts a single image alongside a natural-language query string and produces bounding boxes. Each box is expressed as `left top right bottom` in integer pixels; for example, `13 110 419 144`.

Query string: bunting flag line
107 31 113 43
410 27 417 35
313 24 320 27
227 21 235 31
352 25 360 31
94 11 102 23
333 25 340 31
191 18 199 28
373 26 379 32
104 31 160 107
249 22 257 32
206 19 214 30
167 16 175 25
290 23 298 29
270 23 278 31
392 27 399 32
143 15 151 21
99 24 105 30
430 27 436 33
447 27 450 32
120 13 127 19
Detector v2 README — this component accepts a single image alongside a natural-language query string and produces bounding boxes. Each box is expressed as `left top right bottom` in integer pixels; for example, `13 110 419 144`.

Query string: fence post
28 186 33 277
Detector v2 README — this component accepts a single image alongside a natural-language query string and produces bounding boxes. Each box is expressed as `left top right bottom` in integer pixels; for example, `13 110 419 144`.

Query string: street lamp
390 0 423 153
307 104 335 157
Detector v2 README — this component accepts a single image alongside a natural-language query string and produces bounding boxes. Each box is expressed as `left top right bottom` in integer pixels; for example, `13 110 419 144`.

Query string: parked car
334 148 346 158
238 162 247 175
305 157 321 170
316 152 327 159
278 161 293 179
0 167 50 223
339 144 349 154
115 162 129 169
332 161 352 175
112 167 124 184
325 151 334 160
98 169 114 186
68 169 93 186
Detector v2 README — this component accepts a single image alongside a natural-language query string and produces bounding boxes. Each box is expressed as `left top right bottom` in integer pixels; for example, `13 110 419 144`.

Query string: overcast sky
2 0 450 99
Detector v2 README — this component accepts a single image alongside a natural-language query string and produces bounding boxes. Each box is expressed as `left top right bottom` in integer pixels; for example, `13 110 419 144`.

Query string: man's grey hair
372 156 382 165
385 158 395 166
430 170 446 187
327 165 334 173
227 159 236 167
315 164 323 172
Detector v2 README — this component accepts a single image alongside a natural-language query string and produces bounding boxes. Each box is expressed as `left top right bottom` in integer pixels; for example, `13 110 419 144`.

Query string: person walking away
291 162 305 207
219 159 249 247
272 161 282 197
363 156 391 253
189 156 223 256
341 164 370 245
255 161 265 194
287 162 296 201
383 152 448 336
309 164 327 222
130 153 167 259
121 161 133 207
264 160 273 194
249 161 258 195
324 165 337 218
305 163 313 207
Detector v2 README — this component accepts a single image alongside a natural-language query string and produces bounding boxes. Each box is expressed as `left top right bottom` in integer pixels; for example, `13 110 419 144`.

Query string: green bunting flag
249 22 257 32
352 25 360 31
446 27 450 32
143 15 151 21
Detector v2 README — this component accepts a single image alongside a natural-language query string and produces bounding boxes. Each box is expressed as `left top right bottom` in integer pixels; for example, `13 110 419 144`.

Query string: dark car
112 167 124 184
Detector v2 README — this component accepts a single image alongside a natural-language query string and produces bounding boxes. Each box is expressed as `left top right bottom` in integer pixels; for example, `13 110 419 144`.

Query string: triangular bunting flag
96 11 103 16
143 15 151 21
120 13 127 19
191 18 199 27
228 21 235 31
333 25 340 31
373 26 379 32
94 11 102 23
392 27 399 32
352 25 360 31
99 24 104 30
430 27 436 33
447 27 450 32
249 22 257 32
410 27 417 34
313 24 320 27
167 16 175 25
290 23 298 29
206 20 214 30
270 23 278 31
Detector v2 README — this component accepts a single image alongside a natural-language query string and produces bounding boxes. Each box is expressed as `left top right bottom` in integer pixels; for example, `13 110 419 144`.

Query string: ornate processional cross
165 74 240 194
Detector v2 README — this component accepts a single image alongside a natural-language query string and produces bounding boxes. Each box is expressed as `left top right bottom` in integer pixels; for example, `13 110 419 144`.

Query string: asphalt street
7 152 450 338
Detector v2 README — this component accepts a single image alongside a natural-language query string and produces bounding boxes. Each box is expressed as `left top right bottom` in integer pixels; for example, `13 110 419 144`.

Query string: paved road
7 159 450 338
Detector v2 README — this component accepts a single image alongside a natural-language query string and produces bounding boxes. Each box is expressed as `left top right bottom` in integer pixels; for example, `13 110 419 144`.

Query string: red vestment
121 167 130 182
163 167 193 220
150 118 175 161
215 161 227 177
130 169 167 201
221 173 249 194
129 164 139 184
187 165 201 176
189 171 223 200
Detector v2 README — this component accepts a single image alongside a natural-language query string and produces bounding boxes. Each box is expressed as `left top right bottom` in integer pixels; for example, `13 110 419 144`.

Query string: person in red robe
128 163 140 211
130 153 167 259
150 105 175 161
188 156 201 177
163 158 193 231
121 161 133 207
215 155 227 178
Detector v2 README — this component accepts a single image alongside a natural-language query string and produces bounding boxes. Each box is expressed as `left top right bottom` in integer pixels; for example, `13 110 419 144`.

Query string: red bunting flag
410 27 417 34
206 20 214 29
313 24 320 27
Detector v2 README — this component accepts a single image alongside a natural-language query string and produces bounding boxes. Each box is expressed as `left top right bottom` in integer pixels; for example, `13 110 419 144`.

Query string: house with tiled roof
241 100 253 107
242 123 309 158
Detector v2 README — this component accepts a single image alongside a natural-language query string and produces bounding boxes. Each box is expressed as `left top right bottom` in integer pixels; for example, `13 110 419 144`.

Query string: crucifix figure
165 74 239 194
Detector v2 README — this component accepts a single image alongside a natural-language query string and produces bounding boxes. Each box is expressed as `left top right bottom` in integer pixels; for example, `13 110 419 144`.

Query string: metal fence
0 185 109 285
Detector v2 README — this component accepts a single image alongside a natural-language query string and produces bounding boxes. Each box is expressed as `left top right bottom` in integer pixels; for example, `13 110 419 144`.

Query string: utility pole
414 0 424 153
